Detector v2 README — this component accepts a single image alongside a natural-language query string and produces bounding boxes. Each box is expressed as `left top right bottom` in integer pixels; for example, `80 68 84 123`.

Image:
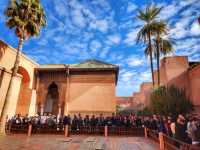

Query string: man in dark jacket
63 115 71 125
175 114 191 144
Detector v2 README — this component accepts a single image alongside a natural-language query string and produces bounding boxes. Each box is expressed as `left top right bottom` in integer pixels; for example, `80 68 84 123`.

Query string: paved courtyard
0 135 159 150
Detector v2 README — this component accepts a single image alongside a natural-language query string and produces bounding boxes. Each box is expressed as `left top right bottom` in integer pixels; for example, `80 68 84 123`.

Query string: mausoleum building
0 40 118 118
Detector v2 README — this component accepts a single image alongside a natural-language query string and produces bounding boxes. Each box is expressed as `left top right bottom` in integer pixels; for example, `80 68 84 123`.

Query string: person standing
187 117 199 145
175 114 191 144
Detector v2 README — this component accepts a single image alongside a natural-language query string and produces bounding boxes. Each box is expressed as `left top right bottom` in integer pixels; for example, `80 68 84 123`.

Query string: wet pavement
0 135 159 150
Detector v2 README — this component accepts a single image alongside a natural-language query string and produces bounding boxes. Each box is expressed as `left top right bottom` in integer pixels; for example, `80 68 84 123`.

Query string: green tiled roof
36 59 118 71
69 59 118 69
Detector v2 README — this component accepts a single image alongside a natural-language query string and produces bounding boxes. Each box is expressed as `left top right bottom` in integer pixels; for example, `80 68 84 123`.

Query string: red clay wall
162 56 189 82
167 71 190 97
68 71 116 115
16 83 32 115
189 65 200 111
134 56 200 112
116 97 133 108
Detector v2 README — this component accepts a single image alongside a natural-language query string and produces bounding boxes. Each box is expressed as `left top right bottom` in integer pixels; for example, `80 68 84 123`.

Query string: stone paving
0 135 159 150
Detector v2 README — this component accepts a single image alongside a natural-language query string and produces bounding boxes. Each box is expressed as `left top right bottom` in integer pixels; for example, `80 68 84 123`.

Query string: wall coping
0 39 39 66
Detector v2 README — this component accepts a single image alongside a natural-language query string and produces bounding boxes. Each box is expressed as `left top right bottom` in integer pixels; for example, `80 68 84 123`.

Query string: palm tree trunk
148 32 155 87
0 38 24 134
12 38 23 76
156 38 160 86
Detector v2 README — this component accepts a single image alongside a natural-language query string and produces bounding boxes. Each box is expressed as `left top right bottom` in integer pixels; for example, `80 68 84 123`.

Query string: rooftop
36 59 119 70
69 59 118 69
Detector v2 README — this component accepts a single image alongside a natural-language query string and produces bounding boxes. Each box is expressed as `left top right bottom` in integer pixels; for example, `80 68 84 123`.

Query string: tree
154 22 174 86
150 85 193 116
137 5 162 87
0 0 46 134
154 21 167 86
137 107 152 116
144 37 174 87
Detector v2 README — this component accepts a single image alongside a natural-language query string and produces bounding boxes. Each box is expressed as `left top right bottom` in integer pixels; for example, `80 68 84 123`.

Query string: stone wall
0 40 38 117
189 65 200 112
0 40 38 89
133 56 200 113
68 71 116 115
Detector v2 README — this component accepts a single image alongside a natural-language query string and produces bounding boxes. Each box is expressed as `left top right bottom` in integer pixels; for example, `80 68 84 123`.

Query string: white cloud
121 71 135 82
89 40 102 52
53 36 65 43
82 8 96 20
99 47 110 59
54 1 67 17
140 71 151 81
159 4 180 20
71 9 86 28
107 34 121 45
190 22 200 36
37 39 48 46
126 55 145 67
174 38 200 58
170 26 188 40
90 19 109 33
190 53 200 61
124 28 139 45
127 2 137 13
158 0 197 21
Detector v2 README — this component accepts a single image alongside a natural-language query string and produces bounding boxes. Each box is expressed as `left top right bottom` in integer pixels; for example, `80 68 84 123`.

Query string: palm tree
154 21 167 86
0 0 46 133
160 38 174 55
154 37 174 86
137 5 162 87
144 37 174 86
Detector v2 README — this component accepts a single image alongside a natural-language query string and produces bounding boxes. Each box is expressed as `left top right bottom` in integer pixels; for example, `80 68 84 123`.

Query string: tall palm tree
154 37 174 86
144 37 174 86
154 21 167 86
137 5 162 87
0 0 46 133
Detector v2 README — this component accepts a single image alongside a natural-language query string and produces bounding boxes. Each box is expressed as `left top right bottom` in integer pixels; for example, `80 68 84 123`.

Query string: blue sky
0 0 200 96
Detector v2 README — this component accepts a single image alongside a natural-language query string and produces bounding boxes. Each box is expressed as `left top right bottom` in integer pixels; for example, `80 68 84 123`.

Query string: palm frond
160 38 174 55
137 5 163 23
4 0 46 39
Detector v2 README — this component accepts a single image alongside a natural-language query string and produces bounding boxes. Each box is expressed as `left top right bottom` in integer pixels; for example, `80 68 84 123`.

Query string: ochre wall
15 83 32 115
0 40 38 117
0 40 118 117
133 56 200 113
167 71 190 96
140 82 152 106
189 65 200 111
162 56 189 82
0 68 12 116
68 71 116 115
154 56 189 87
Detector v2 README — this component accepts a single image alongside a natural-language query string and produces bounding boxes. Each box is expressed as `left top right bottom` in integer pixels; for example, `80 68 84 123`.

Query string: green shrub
150 85 193 116
137 107 152 116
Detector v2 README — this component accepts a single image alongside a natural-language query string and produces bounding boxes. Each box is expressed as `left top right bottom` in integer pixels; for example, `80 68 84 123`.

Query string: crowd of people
7 113 200 145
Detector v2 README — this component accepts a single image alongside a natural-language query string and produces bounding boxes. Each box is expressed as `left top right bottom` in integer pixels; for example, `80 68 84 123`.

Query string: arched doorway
16 66 31 115
44 82 59 115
